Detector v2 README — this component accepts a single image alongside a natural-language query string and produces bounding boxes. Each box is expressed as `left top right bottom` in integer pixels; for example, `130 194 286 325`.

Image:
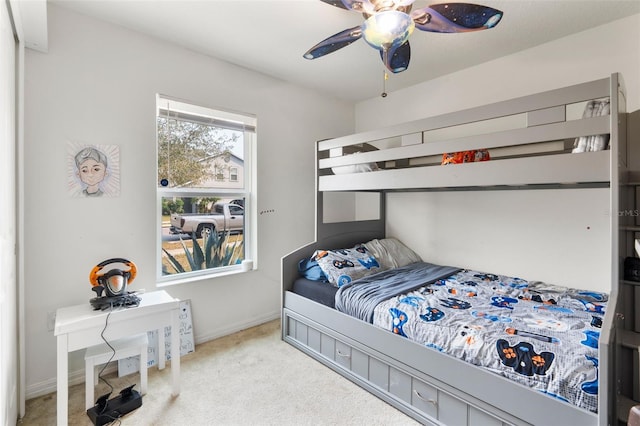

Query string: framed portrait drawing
67 142 120 198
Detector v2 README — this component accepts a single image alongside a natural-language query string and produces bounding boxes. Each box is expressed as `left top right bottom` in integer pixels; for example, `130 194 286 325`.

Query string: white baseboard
26 363 118 400
193 310 280 345
25 311 281 400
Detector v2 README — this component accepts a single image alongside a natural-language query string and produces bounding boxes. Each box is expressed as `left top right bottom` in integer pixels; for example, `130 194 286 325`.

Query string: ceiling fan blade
303 26 363 60
411 3 503 33
379 41 411 73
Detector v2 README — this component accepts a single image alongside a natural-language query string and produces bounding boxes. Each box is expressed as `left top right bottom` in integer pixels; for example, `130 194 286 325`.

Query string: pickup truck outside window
157 95 256 283
170 202 244 238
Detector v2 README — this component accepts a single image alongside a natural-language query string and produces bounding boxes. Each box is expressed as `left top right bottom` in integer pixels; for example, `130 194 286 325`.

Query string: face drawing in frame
67 143 120 197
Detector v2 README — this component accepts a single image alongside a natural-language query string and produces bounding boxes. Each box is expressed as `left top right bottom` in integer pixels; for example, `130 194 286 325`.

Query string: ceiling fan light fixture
306 1 504 77
362 10 415 51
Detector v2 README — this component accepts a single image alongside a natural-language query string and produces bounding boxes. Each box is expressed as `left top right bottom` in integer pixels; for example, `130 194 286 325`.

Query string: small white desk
55 290 181 425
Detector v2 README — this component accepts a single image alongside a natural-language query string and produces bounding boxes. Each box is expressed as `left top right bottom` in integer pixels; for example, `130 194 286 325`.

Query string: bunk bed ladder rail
597 72 640 426
618 172 640 423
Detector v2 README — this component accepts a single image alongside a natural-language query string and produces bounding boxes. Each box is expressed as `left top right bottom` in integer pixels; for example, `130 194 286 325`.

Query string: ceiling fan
304 1 503 74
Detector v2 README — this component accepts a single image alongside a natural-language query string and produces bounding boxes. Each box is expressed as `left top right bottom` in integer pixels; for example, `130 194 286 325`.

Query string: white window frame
156 95 257 285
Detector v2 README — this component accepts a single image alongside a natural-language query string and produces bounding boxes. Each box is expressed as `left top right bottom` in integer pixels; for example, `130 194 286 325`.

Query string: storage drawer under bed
284 310 521 426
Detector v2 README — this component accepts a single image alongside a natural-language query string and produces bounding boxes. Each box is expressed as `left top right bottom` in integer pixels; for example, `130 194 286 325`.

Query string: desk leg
57 334 69 426
158 327 166 370
171 307 181 396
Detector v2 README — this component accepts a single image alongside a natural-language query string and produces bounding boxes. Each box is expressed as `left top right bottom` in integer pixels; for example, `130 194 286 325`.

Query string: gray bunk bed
281 73 628 426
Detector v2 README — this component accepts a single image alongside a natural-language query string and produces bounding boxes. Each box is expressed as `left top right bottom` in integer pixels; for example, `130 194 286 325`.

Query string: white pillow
331 162 379 174
364 238 422 269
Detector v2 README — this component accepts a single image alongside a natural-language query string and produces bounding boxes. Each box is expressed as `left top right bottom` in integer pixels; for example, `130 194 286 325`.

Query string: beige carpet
20 320 419 426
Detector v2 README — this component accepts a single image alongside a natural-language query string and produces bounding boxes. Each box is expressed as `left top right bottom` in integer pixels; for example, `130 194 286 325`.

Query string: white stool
84 333 149 410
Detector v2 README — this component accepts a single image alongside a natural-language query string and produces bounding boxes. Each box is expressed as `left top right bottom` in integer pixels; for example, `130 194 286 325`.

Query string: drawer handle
336 349 350 358
414 390 438 406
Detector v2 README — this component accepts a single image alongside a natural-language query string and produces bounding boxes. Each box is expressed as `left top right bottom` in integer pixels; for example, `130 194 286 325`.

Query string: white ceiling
21 0 640 102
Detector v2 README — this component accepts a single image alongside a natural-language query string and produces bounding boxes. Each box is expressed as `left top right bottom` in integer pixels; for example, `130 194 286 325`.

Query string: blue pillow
298 257 328 282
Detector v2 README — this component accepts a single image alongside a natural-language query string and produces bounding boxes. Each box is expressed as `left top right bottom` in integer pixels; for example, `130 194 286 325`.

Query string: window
215 167 224 181
157 95 256 283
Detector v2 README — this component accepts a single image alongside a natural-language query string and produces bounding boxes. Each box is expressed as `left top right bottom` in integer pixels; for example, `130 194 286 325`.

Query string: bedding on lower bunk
292 277 338 308
295 242 607 414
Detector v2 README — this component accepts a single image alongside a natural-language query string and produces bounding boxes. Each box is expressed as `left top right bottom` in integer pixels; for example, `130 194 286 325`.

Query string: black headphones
89 258 137 298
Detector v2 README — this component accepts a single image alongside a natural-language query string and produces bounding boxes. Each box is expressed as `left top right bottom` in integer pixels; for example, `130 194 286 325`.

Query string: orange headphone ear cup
89 265 103 287
125 261 137 284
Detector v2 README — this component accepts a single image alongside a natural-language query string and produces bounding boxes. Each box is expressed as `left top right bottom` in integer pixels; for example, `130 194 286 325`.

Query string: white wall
356 14 640 290
23 4 354 397
1 0 18 421
386 188 613 291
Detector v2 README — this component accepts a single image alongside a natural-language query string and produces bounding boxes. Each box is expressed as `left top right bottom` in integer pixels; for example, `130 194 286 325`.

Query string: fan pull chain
381 70 388 98
380 48 390 98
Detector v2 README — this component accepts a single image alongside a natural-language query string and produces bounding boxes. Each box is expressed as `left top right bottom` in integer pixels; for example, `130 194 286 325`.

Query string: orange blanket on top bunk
442 149 491 165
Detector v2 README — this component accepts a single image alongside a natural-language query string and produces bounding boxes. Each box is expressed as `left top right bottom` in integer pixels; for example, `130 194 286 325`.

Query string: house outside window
157 95 256 284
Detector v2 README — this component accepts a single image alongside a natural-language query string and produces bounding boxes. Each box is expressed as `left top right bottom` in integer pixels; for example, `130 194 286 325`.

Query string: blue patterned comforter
336 265 607 413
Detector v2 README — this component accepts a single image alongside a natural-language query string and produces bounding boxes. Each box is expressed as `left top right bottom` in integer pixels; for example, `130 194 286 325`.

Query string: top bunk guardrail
318 73 625 192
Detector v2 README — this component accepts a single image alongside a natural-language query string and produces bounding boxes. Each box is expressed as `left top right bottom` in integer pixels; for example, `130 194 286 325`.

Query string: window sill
157 260 254 287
